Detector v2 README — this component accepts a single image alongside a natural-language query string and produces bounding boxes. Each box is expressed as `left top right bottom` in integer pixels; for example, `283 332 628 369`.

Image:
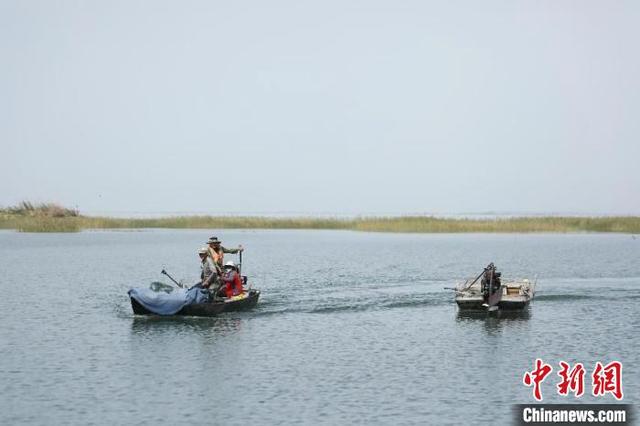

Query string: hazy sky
1 0 638 215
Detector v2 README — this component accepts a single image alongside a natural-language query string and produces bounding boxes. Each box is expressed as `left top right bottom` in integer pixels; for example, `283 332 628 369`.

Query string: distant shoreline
2 213 639 234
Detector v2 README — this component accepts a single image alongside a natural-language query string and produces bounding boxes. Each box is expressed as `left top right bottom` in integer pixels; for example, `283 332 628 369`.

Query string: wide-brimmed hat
198 246 208 255
207 236 221 245
224 260 236 269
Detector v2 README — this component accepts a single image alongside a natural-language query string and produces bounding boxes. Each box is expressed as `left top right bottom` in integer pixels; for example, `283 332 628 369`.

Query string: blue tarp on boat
128 284 209 315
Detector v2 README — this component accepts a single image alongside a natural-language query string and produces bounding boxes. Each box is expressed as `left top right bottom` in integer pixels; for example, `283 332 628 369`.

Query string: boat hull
455 297 531 311
131 290 260 317
455 281 534 312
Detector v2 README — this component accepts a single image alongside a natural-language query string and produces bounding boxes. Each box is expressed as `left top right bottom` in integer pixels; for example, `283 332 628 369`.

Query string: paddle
161 269 183 288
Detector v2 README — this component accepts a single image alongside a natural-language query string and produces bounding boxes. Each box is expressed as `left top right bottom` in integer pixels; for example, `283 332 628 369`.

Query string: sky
1 0 639 216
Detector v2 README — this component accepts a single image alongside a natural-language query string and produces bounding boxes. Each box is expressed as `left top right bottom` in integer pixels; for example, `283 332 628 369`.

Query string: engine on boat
480 263 501 300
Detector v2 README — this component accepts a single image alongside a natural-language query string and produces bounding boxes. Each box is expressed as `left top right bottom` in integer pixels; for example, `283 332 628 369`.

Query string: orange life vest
208 247 224 268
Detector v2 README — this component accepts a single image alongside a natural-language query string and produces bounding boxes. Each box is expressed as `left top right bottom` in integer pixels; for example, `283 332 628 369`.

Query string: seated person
198 246 220 292
219 261 244 298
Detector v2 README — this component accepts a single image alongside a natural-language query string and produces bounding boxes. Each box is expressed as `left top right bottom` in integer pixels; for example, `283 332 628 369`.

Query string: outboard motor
480 263 502 308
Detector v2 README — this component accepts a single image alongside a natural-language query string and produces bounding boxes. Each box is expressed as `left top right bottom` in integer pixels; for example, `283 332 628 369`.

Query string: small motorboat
130 289 261 317
453 263 535 311
130 250 261 317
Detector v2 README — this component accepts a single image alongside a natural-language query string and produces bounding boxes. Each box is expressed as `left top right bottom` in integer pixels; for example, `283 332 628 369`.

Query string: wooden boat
131 289 261 317
454 263 535 311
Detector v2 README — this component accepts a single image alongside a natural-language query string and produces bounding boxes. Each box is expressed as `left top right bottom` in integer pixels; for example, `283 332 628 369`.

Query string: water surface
1 230 638 425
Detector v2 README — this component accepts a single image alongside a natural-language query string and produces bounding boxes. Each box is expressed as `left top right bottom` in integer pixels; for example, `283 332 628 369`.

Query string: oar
161 269 183 288
238 249 243 276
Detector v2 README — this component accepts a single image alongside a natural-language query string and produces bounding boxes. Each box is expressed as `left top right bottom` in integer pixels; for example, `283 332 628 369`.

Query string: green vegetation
1 202 639 233
0 202 81 232
2 201 79 218
350 216 640 233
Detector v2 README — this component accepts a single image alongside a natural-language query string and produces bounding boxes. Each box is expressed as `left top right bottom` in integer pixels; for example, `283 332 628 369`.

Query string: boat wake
535 290 640 302
242 291 451 317
534 294 595 302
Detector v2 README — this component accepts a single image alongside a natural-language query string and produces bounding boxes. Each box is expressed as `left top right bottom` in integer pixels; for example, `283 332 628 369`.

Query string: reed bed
12 217 81 233
351 216 640 233
2 201 79 218
70 216 352 230
1 202 639 233
1 214 639 234
0 202 81 232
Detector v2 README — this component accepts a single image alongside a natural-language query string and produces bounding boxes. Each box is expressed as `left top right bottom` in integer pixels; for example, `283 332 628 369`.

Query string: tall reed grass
1 202 639 233
350 216 640 233
2 201 79 218
0 202 81 232
1 214 639 233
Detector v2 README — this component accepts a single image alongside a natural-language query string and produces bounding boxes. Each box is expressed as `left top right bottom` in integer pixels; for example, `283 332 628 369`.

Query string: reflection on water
456 308 532 340
130 316 244 337
456 308 532 322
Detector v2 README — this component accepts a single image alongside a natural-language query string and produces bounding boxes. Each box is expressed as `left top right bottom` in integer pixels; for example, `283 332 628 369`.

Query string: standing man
207 236 244 275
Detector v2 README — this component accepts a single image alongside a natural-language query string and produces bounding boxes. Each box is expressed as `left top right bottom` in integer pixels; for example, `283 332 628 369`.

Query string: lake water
1 230 638 425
